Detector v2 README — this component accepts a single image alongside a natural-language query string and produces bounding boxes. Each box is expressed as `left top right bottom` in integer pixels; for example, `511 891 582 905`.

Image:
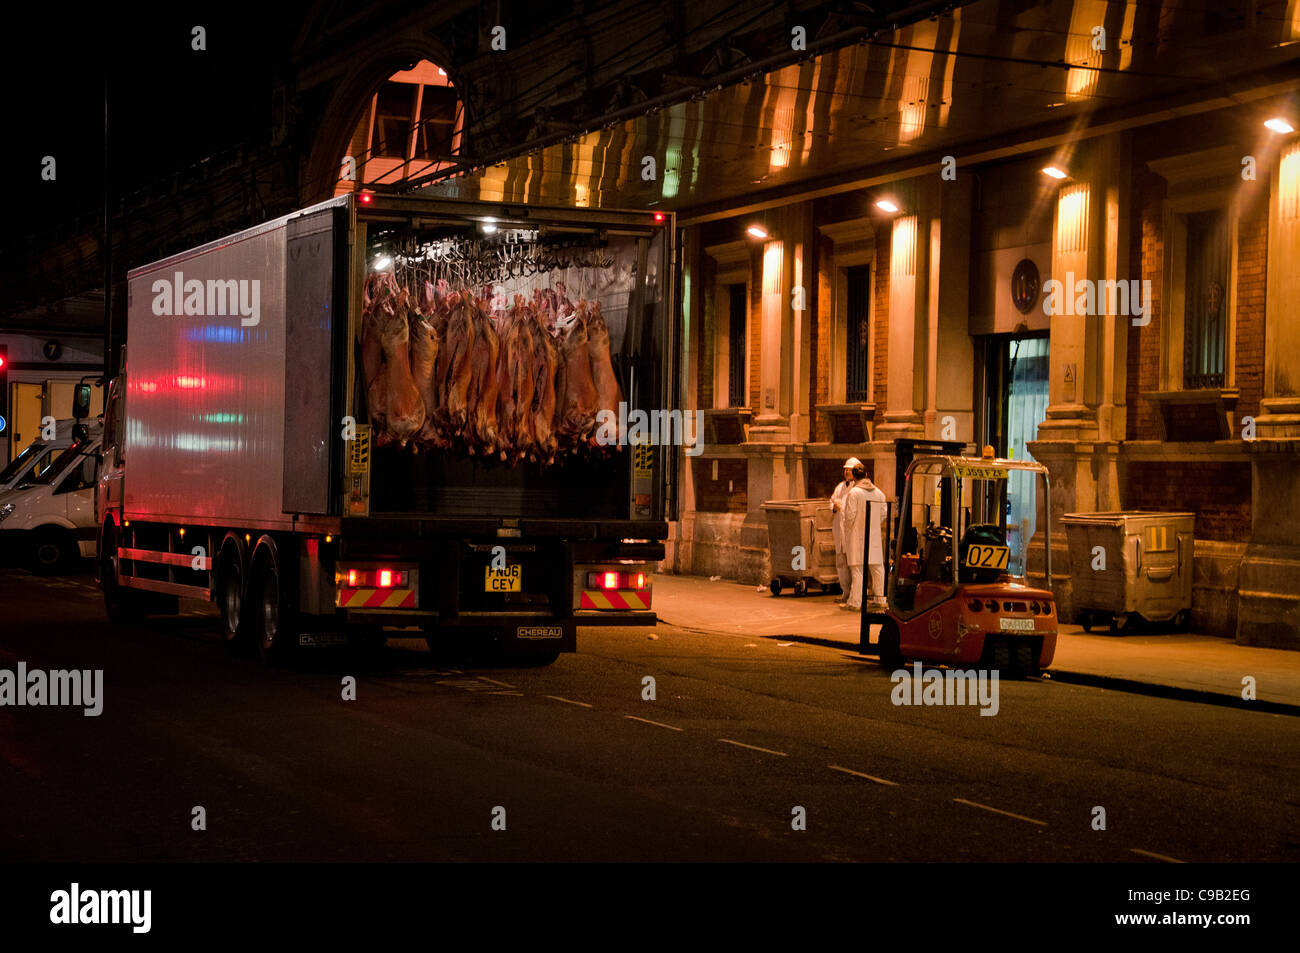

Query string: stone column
1238 138 1300 648
1027 134 1130 611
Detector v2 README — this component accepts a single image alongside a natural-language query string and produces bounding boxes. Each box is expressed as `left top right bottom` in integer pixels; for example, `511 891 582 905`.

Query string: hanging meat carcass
439 296 476 441
495 297 536 464
586 299 623 446
465 299 501 455
409 281 440 450
375 285 425 446
528 310 560 464
555 302 600 451
362 272 398 439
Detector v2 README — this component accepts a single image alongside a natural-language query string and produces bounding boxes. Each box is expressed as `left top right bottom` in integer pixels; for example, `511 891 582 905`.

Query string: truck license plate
485 565 521 592
999 617 1035 632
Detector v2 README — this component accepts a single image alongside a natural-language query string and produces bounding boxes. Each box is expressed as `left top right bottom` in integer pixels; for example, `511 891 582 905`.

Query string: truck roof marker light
982 444 995 458
178 528 185 537
653 212 665 223
358 192 373 204
324 535 332 543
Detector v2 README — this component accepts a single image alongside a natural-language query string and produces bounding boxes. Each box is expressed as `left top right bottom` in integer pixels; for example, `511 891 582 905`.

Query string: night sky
5 3 311 238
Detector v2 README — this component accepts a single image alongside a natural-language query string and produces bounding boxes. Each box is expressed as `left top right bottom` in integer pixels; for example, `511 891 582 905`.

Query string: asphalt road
1 567 1297 862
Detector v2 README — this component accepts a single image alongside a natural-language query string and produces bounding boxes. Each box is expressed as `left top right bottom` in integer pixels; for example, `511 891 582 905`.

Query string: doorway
978 334 1049 574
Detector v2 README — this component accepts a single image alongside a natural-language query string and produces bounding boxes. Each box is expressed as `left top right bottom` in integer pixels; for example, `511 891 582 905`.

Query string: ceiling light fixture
875 198 900 213
1265 117 1295 134
1041 165 1068 179
746 225 769 239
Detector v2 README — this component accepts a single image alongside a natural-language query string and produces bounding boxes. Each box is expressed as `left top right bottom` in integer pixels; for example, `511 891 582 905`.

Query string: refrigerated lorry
96 194 678 664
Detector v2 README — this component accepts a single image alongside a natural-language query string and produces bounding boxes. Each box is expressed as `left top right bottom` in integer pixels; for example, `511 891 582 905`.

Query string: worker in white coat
830 457 861 606
840 462 873 611
862 477 887 609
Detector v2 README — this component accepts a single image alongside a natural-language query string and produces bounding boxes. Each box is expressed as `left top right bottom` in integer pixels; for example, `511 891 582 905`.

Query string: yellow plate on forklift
953 465 1009 480
485 565 521 592
964 544 1010 569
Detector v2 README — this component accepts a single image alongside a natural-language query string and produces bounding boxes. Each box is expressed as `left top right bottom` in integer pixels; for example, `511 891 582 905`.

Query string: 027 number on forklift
964 544 1009 569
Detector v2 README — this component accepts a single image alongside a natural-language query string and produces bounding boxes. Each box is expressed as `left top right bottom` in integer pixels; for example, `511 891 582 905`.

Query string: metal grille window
846 265 871 402
1182 209 1229 389
728 283 746 408
373 83 416 159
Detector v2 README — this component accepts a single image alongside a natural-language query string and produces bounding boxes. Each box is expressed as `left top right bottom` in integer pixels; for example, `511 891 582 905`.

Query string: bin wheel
769 579 782 596
1176 609 1191 632
1080 611 1093 633
1109 614 1125 635
794 580 807 597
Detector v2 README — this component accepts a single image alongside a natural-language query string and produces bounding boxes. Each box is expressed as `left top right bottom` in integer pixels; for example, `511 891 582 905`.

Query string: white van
0 417 82 491
0 425 102 572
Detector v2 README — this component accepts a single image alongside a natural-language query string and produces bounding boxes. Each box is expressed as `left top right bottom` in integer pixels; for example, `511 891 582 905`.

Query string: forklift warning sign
350 425 371 474
634 444 654 478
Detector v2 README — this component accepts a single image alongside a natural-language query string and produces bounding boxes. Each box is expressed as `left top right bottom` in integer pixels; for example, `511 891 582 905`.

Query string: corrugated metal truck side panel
124 224 291 528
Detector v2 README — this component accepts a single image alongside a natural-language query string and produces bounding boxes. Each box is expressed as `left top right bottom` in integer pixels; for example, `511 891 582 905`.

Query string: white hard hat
843 457 862 469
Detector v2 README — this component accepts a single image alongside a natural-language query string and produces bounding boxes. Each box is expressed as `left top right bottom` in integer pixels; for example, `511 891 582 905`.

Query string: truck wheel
252 547 299 665
769 579 782 596
218 547 252 654
31 527 76 574
877 619 903 669
101 531 145 625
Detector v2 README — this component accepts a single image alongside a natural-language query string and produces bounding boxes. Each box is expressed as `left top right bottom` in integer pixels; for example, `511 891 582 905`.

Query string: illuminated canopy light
875 198 900 213
373 256 392 271
1265 117 1295 134
1041 166 1068 180
746 225 769 239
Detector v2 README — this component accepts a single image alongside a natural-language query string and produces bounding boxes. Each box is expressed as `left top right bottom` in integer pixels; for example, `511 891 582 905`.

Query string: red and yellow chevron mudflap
579 589 650 610
337 587 416 609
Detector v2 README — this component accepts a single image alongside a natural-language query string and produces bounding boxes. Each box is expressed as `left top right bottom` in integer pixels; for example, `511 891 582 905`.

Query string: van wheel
252 547 299 665
31 527 76 574
877 619 903 669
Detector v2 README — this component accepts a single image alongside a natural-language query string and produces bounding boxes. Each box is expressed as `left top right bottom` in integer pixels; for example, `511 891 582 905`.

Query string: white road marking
546 695 593 709
828 764 898 786
718 738 788 757
624 715 682 732
479 677 516 688
952 798 1048 827
1130 848 1186 863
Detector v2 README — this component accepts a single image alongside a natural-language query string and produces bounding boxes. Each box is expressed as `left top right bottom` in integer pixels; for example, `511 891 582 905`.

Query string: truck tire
251 541 299 665
101 528 146 625
877 619 903 669
217 544 253 654
31 526 77 574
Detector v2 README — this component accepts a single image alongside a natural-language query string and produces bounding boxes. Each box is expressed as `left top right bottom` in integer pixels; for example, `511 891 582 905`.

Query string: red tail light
378 569 394 588
347 569 358 587
587 571 652 590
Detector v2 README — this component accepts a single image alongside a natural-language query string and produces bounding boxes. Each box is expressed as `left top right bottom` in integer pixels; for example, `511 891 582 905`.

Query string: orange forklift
860 447 1057 677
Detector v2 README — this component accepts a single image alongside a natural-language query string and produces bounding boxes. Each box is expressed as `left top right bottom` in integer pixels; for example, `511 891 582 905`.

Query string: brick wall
1123 461 1251 540
813 234 834 441
1129 170 1165 440
872 221 891 410
1234 193 1268 425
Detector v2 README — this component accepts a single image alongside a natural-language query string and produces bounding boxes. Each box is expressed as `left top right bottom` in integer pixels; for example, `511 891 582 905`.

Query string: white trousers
848 564 864 609
836 551 850 596
867 563 885 603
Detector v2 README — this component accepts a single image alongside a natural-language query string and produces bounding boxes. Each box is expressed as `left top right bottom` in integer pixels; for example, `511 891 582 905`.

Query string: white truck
96 194 678 664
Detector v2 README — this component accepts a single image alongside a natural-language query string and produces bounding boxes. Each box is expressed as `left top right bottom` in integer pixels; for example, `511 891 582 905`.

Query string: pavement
652 572 1300 709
